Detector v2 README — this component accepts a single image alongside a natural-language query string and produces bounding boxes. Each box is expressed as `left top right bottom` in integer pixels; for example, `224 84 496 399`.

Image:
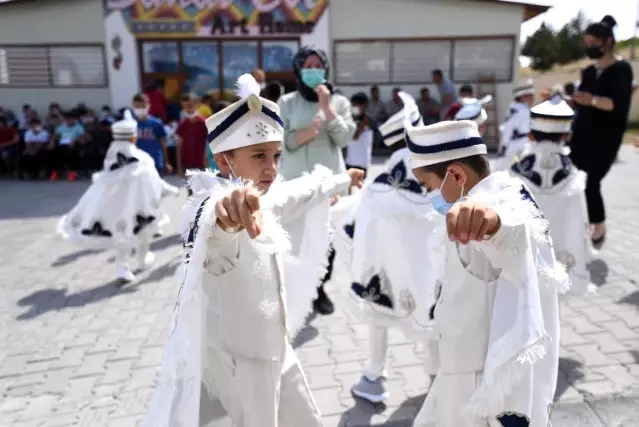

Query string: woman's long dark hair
292 46 333 103
585 15 617 43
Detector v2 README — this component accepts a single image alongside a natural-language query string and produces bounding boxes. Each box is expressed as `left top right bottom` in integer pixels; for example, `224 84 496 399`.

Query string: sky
518 0 638 66
520 0 638 42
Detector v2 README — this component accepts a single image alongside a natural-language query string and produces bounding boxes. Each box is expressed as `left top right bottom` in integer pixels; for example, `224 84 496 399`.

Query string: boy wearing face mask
23 118 50 179
407 120 567 427
143 74 364 427
345 92 374 177
132 93 171 174
176 92 208 178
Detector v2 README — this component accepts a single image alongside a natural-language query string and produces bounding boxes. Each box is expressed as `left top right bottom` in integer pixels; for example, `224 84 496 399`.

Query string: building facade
0 0 549 145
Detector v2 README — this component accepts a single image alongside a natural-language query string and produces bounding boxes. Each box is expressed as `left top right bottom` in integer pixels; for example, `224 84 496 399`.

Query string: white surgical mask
351 106 361 116
260 83 266 90
133 107 148 117
184 111 197 119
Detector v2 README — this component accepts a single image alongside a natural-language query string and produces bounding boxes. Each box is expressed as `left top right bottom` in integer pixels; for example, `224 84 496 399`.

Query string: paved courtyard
0 147 638 427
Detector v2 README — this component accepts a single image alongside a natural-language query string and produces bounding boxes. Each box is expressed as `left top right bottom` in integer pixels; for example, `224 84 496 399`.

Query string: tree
521 23 558 71
555 12 587 64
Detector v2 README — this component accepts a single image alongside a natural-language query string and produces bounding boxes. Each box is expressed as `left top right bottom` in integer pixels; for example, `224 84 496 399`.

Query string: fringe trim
462 334 550 422
538 262 571 294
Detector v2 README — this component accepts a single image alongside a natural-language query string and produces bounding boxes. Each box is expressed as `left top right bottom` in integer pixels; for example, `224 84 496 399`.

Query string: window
392 40 451 83
221 41 258 91
262 40 298 72
333 36 514 85
182 42 219 96
142 42 180 74
334 42 391 84
0 45 107 88
452 38 514 82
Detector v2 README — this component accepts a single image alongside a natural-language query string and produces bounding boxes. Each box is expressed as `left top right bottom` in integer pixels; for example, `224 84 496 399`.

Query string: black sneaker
313 286 334 315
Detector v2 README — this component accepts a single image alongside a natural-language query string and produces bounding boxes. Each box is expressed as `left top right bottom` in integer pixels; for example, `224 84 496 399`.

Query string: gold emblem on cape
247 94 262 113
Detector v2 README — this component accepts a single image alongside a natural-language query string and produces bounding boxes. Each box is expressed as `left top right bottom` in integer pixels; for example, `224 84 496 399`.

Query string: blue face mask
300 68 326 89
430 172 464 216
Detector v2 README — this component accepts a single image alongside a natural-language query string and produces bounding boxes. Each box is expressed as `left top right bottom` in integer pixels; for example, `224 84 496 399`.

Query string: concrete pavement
0 146 638 426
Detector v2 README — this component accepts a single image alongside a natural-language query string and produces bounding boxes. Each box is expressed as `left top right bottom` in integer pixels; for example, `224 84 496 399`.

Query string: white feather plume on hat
235 73 261 100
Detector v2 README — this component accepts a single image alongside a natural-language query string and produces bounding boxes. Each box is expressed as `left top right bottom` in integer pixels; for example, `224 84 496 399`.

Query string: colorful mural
103 0 328 38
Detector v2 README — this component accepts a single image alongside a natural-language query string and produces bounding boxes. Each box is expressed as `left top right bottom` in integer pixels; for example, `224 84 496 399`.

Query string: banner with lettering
103 0 328 38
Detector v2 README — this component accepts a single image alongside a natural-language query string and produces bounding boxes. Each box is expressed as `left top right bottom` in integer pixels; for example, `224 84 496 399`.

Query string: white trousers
363 323 388 380
203 342 322 427
114 236 150 271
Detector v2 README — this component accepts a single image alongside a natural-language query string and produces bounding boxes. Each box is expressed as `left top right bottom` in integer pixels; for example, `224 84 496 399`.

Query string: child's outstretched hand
446 201 500 244
215 187 262 239
346 168 365 188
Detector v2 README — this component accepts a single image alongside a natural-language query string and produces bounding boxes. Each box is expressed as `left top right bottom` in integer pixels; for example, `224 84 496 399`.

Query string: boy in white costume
497 80 534 171
329 92 442 403
407 120 569 427
454 95 492 134
142 74 364 427
57 111 178 283
510 93 592 296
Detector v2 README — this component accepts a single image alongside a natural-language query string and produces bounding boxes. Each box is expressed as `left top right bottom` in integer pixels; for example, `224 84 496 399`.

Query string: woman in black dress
570 15 633 249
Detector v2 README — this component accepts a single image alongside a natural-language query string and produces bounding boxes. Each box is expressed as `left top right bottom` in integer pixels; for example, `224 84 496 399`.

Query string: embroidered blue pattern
511 154 542 187
344 221 355 239
497 413 530 427
551 154 572 186
351 274 394 309
81 221 112 238
109 152 139 171
373 160 423 195
133 214 156 235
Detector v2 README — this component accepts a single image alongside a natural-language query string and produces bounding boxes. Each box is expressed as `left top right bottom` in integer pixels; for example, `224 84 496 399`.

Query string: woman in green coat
279 46 356 315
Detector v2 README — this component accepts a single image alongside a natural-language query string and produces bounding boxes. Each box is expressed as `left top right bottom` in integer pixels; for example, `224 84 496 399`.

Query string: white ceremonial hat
530 92 574 134
111 109 138 140
407 120 486 169
454 95 492 126
513 79 534 98
378 91 423 147
206 74 284 154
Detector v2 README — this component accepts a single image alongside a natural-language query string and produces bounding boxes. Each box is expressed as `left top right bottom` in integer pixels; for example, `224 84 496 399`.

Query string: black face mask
585 46 605 59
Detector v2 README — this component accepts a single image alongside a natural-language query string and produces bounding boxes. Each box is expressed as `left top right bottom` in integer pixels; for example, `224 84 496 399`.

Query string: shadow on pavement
555 357 584 401
0 181 90 220
15 280 138 320
588 259 609 287
340 394 425 427
150 233 182 251
50 248 105 267
619 290 639 309
137 258 181 286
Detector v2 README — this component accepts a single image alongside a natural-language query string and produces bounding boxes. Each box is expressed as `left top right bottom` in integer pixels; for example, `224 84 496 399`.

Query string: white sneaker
138 251 155 270
117 267 136 283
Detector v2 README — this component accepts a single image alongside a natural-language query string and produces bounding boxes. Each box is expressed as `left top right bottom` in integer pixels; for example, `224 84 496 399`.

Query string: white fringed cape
56 141 178 249
142 166 341 427
421 172 570 425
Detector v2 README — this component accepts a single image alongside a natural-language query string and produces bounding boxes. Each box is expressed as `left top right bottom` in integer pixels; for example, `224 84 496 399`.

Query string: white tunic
57 140 177 248
498 102 531 170
141 166 351 427
510 142 592 296
415 172 568 427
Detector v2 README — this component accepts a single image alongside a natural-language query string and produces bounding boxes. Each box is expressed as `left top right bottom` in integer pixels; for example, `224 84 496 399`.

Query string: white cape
510 142 592 296
57 141 178 248
142 167 339 427
333 148 444 339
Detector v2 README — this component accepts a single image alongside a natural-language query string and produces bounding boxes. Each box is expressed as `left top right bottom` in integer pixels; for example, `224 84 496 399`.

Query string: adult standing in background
369 85 388 123
385 87 404 118
279 46 356 315
432 69 458 120
416 87 440 125
570 15 633 249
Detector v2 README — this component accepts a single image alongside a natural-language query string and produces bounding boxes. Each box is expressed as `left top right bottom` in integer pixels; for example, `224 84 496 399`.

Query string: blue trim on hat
206 101 284 144
456 108 482 121
530 111 574 121
382 116 422 141
406 134 484 154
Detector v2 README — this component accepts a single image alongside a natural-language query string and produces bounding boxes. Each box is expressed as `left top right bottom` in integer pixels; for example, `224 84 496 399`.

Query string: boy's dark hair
30 117 42 125
350 92 369 106
563 83 575 97
201 93 213 102
180 92 199 103
0 115 7 124
63 110 76 118
531 130 564 143
132 92 149 103
420 154 490 179
460 85 474 96
432 69 443 78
